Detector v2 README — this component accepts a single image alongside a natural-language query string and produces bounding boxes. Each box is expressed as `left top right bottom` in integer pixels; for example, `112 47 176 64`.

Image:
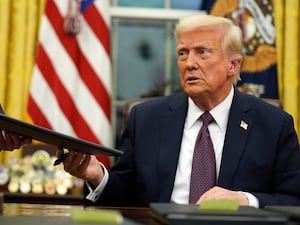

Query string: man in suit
58 15 300 208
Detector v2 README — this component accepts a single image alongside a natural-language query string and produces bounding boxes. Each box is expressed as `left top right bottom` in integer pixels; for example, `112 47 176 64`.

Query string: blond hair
175 15 243 83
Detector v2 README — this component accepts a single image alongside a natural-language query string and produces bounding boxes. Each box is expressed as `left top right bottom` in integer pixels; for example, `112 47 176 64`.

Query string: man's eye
199 49 209 54
178 50 187 58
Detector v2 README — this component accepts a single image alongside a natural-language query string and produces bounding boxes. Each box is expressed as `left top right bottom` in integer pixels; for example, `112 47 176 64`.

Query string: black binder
0 113 123 156
265 205 300 223
150 203 288 225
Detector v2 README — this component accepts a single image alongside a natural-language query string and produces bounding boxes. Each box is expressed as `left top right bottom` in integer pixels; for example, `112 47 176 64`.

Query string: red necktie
189 111 216 203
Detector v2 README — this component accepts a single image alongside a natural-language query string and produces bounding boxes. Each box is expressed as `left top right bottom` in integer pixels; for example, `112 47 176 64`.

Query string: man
59 15 300 208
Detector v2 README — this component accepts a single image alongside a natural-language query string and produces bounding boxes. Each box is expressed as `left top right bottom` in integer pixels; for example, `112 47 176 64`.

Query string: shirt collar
186 86 234 131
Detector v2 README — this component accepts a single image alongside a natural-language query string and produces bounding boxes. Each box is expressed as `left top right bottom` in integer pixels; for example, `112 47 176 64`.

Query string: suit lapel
218 90 254 188
157 93 188 201
155 90 256 198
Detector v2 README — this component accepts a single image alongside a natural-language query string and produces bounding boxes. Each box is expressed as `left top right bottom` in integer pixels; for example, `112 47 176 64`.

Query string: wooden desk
1 203 150 225
3 192 84 205
101 206 150 225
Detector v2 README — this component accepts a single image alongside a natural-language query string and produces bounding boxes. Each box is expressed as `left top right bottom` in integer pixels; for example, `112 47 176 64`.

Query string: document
0 113 123 156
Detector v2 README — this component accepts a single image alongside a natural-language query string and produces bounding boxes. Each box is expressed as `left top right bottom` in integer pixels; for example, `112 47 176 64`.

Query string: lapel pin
240 120 248 130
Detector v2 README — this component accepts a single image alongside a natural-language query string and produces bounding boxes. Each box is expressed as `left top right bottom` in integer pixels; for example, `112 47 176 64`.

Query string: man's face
177 26 235 106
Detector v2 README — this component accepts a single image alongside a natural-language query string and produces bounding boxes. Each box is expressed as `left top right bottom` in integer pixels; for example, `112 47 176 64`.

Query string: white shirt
87 87 258 207
170 87 258 207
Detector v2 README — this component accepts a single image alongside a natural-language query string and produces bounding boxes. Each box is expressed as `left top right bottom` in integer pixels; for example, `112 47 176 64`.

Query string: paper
199 199 239 212
71 208 123 224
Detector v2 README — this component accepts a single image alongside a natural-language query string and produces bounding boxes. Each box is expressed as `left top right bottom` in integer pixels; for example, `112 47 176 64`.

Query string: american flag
27 0 111 167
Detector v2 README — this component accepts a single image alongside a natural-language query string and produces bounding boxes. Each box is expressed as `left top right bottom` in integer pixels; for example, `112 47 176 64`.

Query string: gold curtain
0 0 45 164
273 0 300 138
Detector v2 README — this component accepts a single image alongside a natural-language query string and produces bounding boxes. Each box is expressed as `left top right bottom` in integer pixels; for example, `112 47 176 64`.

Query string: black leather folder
150 203 288 225
0 113 123 156
265 205 300 223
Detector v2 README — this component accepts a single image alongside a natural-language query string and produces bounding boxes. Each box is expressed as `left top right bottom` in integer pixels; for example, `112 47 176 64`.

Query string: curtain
273 0 300 138
0 0 45 164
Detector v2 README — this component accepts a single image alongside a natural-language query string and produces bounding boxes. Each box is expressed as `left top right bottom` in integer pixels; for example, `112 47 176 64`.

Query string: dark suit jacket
90 88 300 208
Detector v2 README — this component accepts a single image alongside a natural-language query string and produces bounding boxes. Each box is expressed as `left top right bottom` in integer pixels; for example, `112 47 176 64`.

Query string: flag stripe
39 15 111 144
30 66 77 136
37 46 99 143
27 0 112 168
83 4 110 57
78 17 111 94
45 0 111 122
28 94 52 130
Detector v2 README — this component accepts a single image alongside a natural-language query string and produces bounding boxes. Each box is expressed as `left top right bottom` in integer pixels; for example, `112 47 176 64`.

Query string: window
110 1 206 145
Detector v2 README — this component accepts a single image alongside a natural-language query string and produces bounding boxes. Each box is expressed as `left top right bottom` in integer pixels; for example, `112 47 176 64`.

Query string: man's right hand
56 148 104 188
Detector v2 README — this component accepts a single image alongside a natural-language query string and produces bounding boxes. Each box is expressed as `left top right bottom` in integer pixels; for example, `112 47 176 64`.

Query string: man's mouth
187 76 199 81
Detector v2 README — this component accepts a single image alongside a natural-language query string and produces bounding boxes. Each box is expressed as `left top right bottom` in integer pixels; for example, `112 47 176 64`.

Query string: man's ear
228 59 241 75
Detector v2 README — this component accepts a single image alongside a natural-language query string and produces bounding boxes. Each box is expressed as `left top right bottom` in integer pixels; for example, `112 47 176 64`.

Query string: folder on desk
150 203 288 225
0 113 123 156
265 205 300 223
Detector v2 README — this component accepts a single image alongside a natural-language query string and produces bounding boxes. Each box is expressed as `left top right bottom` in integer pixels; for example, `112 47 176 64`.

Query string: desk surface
2 203 300 225
0 215 142 225
3 192 84 205
1 203 150 225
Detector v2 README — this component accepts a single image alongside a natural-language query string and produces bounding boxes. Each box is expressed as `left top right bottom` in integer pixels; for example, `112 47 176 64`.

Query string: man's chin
183 86 205 97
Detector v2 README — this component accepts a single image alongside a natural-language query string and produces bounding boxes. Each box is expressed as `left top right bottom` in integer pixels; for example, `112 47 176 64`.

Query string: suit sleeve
251 113 300 207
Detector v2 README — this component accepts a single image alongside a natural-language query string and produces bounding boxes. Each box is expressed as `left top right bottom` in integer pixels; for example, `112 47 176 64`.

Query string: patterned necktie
189 111 216 203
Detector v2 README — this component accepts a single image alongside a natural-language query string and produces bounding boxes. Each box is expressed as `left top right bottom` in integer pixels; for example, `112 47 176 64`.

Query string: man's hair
175 15 243 83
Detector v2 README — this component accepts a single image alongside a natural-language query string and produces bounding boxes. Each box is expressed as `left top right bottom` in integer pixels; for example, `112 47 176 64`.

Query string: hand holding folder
0 105 32 151
0 112 123 157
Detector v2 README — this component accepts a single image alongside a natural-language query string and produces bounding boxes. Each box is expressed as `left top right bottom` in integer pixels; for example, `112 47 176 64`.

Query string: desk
3 192 84 205
1 203 300 225
1 203 150 225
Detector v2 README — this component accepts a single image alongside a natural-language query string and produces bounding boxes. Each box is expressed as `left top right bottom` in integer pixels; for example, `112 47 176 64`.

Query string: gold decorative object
0 149 83 195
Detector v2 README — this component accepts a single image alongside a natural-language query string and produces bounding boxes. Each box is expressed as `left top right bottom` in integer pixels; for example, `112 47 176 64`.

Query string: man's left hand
197 186 249 205
0 131 32 151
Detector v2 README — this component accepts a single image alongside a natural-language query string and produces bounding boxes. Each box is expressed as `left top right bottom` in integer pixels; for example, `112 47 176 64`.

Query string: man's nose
186 53 198 69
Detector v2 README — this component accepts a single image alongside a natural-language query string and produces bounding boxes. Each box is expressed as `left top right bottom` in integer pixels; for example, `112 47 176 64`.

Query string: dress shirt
170 86 258 207
86 163 108 201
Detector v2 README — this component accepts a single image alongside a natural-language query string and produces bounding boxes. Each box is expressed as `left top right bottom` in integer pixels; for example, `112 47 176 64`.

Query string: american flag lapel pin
240 120 248 130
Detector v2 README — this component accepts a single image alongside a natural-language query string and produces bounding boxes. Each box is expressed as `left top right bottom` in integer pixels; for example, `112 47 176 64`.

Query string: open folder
0 113 123 156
